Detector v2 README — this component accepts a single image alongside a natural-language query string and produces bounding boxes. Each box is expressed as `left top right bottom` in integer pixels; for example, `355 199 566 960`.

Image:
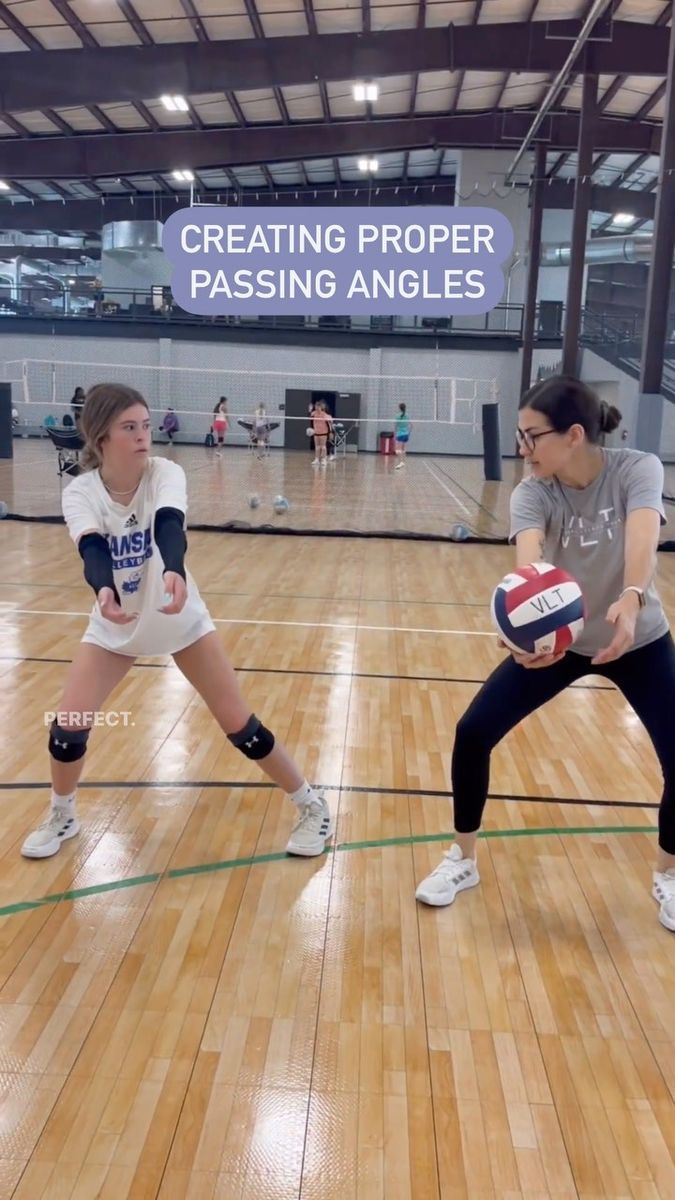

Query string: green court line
0 824 656 920
341 824 656 851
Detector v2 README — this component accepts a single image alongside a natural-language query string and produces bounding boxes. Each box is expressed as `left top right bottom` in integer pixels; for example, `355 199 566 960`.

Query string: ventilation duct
102 220 163 256
540 234 655 267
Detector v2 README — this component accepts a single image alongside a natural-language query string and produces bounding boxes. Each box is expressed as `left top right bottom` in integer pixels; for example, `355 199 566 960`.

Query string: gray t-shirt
509 448 668 656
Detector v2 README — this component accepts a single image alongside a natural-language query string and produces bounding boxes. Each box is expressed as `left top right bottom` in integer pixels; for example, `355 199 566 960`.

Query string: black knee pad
227 714 275 760
49 720 90 763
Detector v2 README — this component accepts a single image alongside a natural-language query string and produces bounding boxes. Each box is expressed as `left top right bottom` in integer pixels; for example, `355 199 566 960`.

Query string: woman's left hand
591 593 639 665
159 571 187 615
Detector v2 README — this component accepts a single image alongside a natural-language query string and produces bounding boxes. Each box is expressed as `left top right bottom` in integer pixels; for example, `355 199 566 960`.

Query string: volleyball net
2 357 511 541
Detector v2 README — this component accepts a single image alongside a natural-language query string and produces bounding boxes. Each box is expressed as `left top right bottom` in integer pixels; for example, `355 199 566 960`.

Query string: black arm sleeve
78 532 120 604
154 506 187 579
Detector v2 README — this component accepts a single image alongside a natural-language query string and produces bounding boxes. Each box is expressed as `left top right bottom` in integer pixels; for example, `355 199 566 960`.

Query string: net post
482 401 502 481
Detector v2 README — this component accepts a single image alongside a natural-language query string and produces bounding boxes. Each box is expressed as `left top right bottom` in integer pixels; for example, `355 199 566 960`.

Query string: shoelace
433 854 468 880
292 801 324 830
38 808 70 830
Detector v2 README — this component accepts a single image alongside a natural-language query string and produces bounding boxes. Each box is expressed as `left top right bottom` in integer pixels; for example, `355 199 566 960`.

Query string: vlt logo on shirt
561 508 620 549
107 527 153 570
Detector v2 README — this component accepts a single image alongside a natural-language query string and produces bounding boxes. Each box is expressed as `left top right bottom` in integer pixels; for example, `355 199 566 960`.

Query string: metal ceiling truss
0 111 661 180
548 2 671 179
0 182 458 231
0 178 655 233
0 22 667 112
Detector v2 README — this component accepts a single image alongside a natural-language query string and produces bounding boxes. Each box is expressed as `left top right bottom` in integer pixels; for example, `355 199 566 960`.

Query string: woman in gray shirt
416 375 675 934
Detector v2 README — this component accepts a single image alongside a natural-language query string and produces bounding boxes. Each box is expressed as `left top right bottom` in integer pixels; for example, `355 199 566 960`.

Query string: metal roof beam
0 21 668 112
0 111 659 179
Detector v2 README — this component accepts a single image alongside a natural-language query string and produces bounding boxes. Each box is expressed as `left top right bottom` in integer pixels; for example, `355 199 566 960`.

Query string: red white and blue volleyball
490 563 585 655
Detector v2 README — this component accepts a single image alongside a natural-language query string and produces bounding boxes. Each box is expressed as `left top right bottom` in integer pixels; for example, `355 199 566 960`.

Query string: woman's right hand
497 638 565 669
97 587 138 625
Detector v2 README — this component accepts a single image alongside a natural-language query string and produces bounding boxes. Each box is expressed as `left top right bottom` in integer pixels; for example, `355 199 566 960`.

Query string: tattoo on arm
537 535 545 561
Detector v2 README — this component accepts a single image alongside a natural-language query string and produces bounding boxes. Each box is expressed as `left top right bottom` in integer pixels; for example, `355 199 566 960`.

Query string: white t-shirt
62 457 215 657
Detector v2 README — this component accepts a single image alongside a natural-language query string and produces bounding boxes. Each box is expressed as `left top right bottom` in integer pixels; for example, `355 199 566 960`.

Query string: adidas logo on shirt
124 513 138 529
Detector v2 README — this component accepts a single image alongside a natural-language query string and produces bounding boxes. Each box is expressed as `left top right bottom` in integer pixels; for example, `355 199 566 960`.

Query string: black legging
453 631 675 854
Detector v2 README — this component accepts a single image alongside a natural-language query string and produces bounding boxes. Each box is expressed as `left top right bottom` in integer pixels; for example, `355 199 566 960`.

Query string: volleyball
490 562 585 655
449 523 470 541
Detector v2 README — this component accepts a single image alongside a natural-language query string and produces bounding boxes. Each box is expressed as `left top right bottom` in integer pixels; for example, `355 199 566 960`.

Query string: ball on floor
449 523 470 541
0 500 8 519
273 495 289 514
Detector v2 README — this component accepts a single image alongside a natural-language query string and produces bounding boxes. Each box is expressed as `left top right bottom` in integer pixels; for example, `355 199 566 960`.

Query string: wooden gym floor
0 438 518 538
0 487 674 1196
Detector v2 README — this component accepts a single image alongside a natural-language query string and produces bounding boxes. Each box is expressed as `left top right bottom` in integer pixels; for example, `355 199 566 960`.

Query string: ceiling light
353 83 379 102
172 169 195 183
161 95 189 112
611 212 636 226
357 158 379 172
0 181 10 192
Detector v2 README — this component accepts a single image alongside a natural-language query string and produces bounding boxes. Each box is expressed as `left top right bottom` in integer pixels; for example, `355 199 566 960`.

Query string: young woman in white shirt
22 383 332 860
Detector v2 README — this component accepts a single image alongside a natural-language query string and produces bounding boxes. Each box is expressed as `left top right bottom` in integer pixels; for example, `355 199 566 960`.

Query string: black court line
0 778 658 810
433 460 502 525
0 654 617 690
0 580 489 608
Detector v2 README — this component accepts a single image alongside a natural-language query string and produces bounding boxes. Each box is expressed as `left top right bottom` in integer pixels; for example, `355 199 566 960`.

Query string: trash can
379 430 395 455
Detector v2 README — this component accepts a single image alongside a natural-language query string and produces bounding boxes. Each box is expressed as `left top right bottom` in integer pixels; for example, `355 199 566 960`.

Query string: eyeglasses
515 427 557 453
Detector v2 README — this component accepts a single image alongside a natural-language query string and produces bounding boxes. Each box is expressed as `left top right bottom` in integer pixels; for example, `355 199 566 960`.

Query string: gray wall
3 330 519 456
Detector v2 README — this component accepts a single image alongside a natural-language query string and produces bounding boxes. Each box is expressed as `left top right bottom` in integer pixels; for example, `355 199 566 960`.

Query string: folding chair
45 425 84 480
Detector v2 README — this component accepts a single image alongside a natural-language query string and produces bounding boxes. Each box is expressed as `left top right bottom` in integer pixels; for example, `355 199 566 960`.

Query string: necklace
101 476 141 498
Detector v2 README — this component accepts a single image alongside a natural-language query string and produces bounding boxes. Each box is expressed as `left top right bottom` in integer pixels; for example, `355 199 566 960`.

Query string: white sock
51 790 76 812
289 781 320 808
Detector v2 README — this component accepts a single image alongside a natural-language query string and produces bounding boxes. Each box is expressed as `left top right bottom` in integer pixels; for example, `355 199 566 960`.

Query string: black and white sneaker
653 868 675 932
415 844 480 906
21 806 81 858
286 797 333 857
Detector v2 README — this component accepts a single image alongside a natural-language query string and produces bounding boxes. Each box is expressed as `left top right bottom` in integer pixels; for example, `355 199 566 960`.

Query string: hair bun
599 400 622 434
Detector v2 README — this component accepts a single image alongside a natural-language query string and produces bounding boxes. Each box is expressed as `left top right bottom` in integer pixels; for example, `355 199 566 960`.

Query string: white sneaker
415 843 480 906
286 797 333 857
653 868 675 931
21 805 81 859
395 460 405 469
311 458 320 466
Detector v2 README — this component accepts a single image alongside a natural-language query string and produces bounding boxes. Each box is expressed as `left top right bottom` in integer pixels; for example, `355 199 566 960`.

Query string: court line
0 779 658 811
0 582 490 609
0 605 497 636
433 459 502 525
423 460 471 515
0 653 616 690
0 825 656 920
